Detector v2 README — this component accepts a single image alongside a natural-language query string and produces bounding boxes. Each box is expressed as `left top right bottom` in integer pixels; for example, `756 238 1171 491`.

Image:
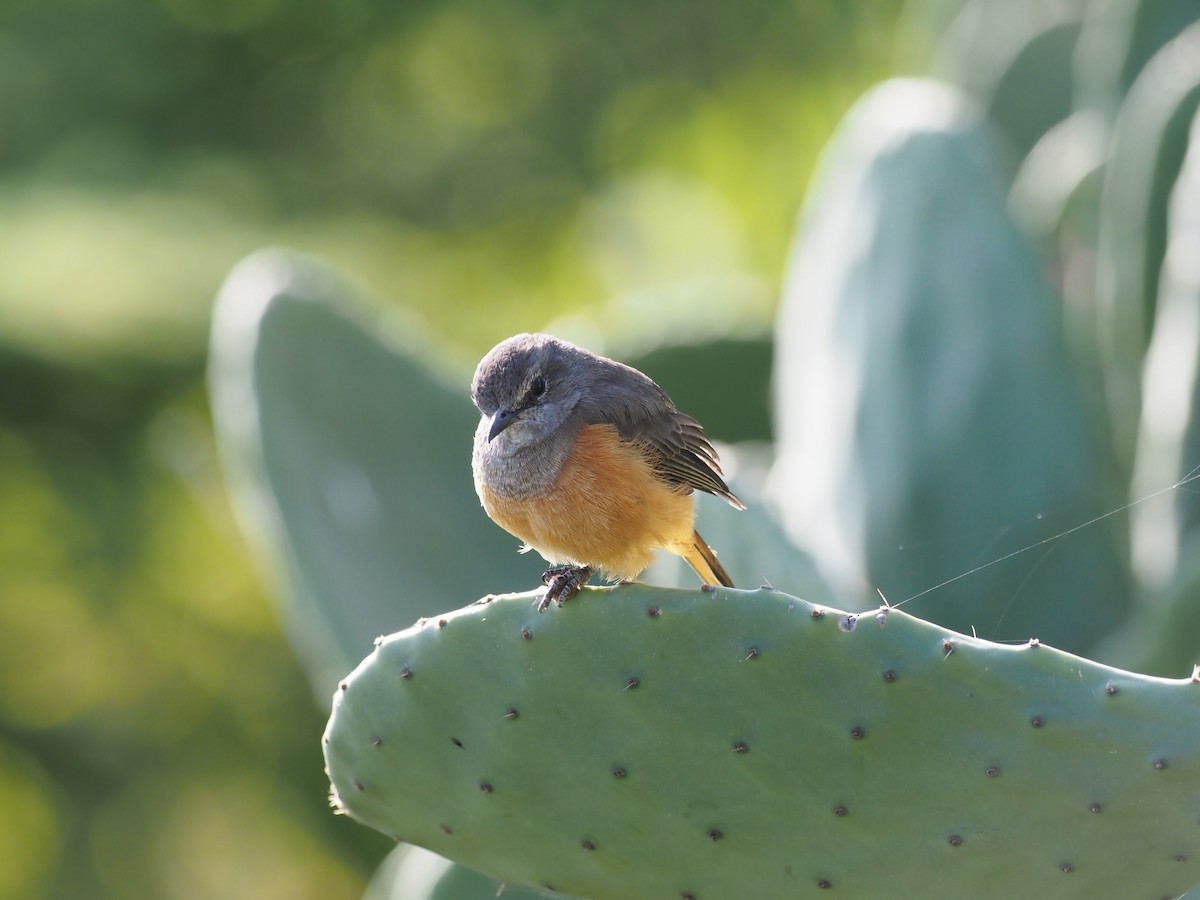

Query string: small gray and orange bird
470 333 744 611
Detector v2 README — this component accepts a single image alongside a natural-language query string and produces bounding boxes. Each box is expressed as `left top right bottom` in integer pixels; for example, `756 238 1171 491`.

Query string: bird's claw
537 565 593 612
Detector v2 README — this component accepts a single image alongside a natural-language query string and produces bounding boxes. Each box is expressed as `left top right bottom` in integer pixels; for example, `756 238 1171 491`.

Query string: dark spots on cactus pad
612 767 627 778
338 681 348 691
1176 854 1188 863
948 834 963 847
817 879 832 889
437 618 447 628
440 824 453 835
623 676 640 690
1030 716 1044 728
371 736 382 747
1154 758 1168 770
1105 681 1118 696
1060 863 1073 874
882 670 897 683
833 806 848 817
850 726 865 740
985 767 1000 778
707 828 724 841
581 839 596 851
744 646 760 661
353 779 365 791
479 782 493 793
1089 802 1103 813
647 606 662 618
732 741 749 753
399 665 412 680
942 639 956 656
520 626 533 640
701 583 716 593
450 737 464 748
811 607 825 619
503 708 519 720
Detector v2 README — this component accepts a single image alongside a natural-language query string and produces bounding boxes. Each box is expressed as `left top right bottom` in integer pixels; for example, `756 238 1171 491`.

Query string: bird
470 333 744 611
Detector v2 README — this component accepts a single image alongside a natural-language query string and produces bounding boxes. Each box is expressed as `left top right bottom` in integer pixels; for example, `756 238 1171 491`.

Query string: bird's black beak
487 407 516 442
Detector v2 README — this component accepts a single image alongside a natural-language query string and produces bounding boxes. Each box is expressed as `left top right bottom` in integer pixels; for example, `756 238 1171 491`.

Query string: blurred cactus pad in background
7 0 1200 898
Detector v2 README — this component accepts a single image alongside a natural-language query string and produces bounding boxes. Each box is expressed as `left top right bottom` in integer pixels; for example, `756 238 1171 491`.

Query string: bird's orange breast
478 423 696 580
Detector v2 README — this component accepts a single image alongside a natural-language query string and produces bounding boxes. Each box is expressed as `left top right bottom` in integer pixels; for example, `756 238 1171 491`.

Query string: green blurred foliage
0 1 911 898
0 0 907 363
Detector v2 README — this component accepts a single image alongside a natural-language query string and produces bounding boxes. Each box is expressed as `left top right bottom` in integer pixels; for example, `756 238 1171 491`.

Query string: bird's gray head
471 333 592 447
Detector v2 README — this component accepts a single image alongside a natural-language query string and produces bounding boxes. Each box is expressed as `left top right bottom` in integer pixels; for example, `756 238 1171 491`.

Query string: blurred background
0 1 921 897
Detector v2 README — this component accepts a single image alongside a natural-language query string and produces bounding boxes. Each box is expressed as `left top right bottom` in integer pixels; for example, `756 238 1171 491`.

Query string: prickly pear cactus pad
323 585 1200 900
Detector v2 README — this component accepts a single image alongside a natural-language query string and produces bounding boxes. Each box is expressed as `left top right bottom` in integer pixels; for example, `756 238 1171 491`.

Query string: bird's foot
537 565 593 612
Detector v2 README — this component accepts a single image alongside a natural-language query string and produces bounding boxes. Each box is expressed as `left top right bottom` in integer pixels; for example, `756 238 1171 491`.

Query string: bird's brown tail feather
682 528 735 588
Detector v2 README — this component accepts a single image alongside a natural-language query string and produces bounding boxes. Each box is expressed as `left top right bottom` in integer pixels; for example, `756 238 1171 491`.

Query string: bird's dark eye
529 376 546 399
